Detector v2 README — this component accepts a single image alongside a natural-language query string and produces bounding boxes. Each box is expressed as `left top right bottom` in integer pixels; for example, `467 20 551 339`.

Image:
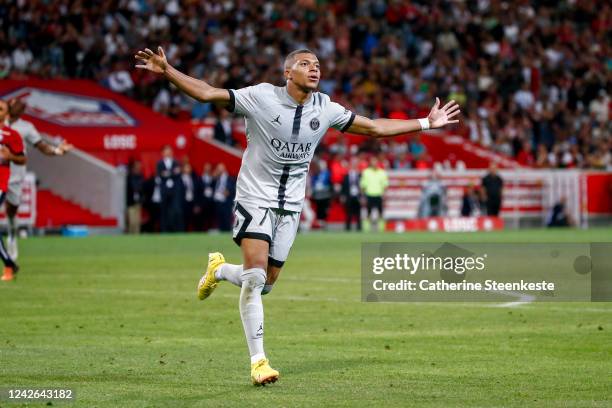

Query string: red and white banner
387 216 504 232
385 170 547 219
0 79 192 177
383 169 611 230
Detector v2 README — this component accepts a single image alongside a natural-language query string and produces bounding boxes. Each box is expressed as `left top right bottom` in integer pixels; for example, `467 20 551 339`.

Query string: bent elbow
196 90 210 103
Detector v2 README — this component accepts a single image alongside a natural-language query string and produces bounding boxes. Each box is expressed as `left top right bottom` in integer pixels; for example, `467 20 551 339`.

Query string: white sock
7 215 16 240
239 267 266 362
215 263 243 287
250 353 266 364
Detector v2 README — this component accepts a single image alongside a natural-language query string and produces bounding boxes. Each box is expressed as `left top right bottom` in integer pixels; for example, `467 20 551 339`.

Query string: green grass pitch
1 229 611 407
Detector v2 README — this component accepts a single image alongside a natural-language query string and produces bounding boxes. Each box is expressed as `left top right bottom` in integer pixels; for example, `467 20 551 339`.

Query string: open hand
56 141 73 155
427 98 461 129
135 47 168 74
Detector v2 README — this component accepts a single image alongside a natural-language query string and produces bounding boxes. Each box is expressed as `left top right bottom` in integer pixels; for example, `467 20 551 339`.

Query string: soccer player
135 47 460 385
0 100 27 281
5 99 73 259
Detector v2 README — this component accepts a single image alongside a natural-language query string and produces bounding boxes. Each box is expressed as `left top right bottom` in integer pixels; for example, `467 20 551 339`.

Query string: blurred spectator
513 83 535 111
212 163 235 232
340 159 362 231
414 153 433 170
180 161 200 231
329 154 348 195
482 164 504 216
154 87 185 118
360 156 388 232
467 110 493 147
461 184 480 217
376 152 391 170
104 23 128 58
588 140 611 169
0 50 11 78
61 24 80 77
152 86 171 114
106 60 135 95
329 135 350 156
311 159 332 229
11 41 32 72
393 151 412 169
517 141 535 166
409 134 427 161
589 91 609 124
547 197 572 227
126 160 144 234
418 172 447 218
199 163 215 231
535 144 550 168
156 145 183 232
142 174 161 233
213 108 235 146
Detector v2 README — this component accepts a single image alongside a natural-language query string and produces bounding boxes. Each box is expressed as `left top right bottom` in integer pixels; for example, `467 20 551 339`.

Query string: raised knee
241 267 266 290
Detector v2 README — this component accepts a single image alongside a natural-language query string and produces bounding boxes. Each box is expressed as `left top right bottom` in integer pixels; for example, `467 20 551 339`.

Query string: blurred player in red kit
0 100 26 281
4 99 72 259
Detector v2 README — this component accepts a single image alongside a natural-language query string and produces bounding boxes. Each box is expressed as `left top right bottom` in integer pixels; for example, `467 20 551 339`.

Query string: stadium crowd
2 0 609 170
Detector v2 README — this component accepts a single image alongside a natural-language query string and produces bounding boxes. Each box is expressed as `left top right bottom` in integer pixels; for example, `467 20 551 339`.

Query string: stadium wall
385 170 611 229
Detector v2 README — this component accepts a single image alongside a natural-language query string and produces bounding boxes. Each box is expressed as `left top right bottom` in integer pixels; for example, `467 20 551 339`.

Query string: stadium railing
386 169 587 228
28 138 126 230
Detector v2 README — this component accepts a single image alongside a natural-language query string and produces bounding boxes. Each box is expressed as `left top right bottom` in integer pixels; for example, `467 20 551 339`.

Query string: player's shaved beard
291 78 316 94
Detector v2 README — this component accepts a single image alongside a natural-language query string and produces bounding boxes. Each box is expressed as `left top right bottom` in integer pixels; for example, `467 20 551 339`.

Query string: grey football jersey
8 118 42 179
228 83 355 212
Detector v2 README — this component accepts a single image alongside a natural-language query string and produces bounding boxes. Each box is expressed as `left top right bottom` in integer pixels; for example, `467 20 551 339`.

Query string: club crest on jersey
310 118 320 130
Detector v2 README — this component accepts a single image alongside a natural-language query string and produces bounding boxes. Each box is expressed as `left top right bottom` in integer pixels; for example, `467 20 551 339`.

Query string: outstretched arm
345 98 460 138
135 47 229 105
34 140 73 156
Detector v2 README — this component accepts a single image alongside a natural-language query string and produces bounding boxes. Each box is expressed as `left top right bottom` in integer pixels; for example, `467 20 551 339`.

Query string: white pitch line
520 305 612 313
491 290 536 308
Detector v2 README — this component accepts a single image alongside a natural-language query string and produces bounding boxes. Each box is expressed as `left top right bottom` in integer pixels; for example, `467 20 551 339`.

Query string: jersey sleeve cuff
225 89 236 113
340 112 356 133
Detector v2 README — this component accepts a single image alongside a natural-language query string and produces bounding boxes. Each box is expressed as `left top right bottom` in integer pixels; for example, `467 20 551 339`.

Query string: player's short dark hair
284 49 317 69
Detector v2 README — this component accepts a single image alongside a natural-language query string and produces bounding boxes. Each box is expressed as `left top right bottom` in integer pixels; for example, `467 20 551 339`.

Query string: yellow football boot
197 252 225 300
251 358 279 386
